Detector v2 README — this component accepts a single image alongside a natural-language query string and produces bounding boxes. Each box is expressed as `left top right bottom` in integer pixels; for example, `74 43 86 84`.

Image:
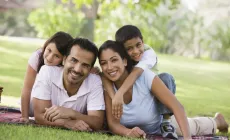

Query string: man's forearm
70 110 104 130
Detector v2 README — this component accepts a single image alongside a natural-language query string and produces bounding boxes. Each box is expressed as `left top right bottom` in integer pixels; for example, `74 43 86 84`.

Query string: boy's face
123 37 144 62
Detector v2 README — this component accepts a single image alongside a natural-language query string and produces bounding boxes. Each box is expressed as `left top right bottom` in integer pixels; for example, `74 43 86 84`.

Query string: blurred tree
28 0 179 40
28 1 85 38
206 20 230 61
0 9 36 37
167 10 205 58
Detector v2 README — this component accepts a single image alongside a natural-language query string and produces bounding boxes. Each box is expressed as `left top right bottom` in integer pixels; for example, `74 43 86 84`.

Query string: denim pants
156 73 176 115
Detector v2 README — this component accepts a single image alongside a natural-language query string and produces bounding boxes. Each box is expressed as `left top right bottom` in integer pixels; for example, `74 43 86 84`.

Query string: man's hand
44 106 73 122
65 120 92 131
90 66 100 75
19 117 30 123
112 92 124 119
126 127 146 138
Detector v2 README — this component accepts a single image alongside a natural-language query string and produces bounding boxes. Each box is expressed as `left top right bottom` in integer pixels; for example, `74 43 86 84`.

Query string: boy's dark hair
66 37 98 67
115 25 143 44
37 31 73 72
98 40 133 73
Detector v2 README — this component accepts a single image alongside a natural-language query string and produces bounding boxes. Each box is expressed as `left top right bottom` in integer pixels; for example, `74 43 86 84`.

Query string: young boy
102 25 178 139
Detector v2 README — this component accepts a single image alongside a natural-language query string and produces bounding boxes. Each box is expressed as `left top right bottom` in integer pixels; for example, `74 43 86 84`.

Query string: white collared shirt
31 65 105 115
135 44 158 73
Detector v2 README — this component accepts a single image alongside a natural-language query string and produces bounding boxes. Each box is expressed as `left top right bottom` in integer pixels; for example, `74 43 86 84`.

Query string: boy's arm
112 67 143 119
113 45 157 119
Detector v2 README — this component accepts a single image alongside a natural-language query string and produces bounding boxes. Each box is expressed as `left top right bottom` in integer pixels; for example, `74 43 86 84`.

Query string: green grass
0 124 130 140
0 37 229 139
0 37 41 97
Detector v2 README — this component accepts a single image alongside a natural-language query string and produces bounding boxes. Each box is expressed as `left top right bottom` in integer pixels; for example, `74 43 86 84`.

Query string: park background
0 0 229 139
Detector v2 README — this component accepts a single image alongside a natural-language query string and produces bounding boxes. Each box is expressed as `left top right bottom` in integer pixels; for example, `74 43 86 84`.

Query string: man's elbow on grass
91 115 105 131
34 113 46 125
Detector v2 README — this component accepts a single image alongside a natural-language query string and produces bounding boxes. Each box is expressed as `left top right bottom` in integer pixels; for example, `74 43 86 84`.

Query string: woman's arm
104 91 145 138
20 65 37 122
151 76 191 139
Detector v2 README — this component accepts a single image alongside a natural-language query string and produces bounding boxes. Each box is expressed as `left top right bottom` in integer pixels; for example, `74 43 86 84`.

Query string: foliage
0 9 36 37
206 20 230 61
28 2 85 38
95 0 176 51
167 9 206 57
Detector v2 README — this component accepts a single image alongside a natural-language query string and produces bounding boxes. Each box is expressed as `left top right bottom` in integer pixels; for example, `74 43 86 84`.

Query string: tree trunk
79 0 99 41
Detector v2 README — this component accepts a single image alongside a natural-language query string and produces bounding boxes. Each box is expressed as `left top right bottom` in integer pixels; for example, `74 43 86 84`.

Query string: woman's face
99 48 127 82
43 43 63 66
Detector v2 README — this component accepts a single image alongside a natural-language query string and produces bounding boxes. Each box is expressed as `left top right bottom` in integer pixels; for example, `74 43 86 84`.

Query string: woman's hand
125 127 146 138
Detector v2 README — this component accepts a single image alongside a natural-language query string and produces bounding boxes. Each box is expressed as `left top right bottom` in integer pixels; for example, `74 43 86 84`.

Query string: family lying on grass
16 25 228 139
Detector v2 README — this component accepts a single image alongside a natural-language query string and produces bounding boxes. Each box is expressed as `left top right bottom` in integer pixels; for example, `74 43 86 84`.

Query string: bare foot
214 113 229 133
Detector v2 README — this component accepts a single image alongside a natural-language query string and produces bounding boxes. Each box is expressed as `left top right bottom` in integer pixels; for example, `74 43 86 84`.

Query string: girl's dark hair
37 31 73 72
98 40 133 73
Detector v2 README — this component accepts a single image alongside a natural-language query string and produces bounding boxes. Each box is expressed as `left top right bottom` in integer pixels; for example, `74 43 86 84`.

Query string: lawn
0 36 229 139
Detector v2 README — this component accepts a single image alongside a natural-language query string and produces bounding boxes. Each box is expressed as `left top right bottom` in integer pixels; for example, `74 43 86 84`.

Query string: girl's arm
20 65 37 122
104 91 145 138
151 76 191 139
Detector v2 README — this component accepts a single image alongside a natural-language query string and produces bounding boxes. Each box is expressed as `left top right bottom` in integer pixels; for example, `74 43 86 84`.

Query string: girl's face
99 48 127 82
43 43 63 66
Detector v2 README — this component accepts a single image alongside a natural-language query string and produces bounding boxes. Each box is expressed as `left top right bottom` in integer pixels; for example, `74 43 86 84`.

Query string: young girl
20 31 73 123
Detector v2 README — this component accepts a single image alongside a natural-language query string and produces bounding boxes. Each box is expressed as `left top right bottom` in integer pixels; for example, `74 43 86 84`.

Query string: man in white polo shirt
32 38 105 131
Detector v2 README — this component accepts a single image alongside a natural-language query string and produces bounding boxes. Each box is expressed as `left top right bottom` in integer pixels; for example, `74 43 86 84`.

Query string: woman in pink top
20 31 73 123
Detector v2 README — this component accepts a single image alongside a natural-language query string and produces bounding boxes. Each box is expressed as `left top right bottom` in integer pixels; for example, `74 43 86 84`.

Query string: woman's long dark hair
98 40 134 73
37 31 73 72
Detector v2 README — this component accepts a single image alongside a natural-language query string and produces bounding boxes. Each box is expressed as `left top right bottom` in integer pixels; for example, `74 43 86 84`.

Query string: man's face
123 37 144 62
63 45 94 86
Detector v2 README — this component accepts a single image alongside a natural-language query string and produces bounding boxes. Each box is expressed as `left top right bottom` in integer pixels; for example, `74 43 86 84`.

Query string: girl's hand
19 117 30 123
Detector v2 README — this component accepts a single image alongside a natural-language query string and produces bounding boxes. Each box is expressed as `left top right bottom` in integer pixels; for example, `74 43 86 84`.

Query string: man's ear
62 56 67 65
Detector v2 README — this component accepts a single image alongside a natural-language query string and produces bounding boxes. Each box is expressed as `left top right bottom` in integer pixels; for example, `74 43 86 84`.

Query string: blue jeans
156 73 176 116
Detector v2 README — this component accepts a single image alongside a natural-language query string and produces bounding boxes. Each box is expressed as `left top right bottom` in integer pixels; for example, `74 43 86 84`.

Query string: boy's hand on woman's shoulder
112 93 124 119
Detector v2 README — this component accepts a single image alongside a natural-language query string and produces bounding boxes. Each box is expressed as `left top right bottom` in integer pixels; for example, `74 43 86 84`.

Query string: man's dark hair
66 38 98 67
115 25 143 44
